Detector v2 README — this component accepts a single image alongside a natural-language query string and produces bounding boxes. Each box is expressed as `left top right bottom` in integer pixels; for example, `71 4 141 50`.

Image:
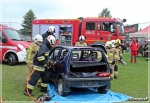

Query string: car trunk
69 61 109 77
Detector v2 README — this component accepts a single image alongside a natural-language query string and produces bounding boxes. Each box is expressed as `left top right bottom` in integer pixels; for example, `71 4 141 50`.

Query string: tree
98 8 112 18
20 9 36 35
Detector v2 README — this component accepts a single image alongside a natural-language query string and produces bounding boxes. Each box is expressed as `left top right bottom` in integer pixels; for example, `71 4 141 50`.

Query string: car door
49 47 62 81
0 31 8 61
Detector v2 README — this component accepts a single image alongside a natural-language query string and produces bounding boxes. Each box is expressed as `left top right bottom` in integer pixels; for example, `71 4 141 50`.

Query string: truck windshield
117 24 124 35
4 29 22 41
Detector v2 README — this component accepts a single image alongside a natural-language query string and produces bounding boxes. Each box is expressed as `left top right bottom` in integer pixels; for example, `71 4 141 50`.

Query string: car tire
7 54 17 66
97 86 107 94
58 79 68 96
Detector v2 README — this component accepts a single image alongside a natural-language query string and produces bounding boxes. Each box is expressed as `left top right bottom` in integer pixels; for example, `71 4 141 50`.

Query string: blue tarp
45 83 132 103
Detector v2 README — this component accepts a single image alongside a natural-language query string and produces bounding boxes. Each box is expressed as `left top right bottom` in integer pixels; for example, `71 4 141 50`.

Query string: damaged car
49 46 111 96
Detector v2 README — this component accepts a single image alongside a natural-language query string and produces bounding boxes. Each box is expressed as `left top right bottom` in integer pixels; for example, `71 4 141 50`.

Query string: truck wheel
7 54 16 66
58 79 68 96
97 86 108 94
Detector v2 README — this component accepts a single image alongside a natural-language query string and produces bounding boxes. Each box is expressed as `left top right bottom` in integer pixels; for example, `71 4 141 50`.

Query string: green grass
111 53 148 98
1 53 149 102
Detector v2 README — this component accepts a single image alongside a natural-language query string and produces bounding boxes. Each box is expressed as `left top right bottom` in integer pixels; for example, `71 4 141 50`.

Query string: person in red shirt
130 38 139 63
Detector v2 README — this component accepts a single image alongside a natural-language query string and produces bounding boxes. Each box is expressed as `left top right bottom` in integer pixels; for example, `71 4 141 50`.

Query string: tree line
21 8 111 35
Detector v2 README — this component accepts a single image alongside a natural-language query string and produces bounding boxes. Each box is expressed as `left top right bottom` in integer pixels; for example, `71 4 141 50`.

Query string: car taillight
97 72 110 77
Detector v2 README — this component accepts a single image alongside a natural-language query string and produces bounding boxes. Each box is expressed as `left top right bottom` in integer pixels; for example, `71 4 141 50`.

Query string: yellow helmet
115 39 121 44
105 41 112 47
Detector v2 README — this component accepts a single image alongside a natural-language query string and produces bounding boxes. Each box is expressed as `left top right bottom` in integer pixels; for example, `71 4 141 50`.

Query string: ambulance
0 24 30 65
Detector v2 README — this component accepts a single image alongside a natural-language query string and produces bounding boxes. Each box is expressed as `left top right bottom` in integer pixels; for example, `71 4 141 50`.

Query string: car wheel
97 86 107 94
58 79 67 96
7 54 16 66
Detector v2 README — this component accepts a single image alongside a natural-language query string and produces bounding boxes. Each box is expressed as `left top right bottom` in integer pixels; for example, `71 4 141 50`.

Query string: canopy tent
130 25 150 38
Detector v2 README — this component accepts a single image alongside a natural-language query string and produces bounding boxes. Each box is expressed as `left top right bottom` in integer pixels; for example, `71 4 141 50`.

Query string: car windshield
117 23 124 35
4 29 22 41
71 49 103 61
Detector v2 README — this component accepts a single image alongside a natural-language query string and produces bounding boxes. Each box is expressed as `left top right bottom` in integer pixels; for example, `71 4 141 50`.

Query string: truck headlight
18 44 26 53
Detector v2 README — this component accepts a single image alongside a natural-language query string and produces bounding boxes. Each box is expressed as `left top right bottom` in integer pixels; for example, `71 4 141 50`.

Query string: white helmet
48 26 55 33
32 34 43 43
79 35 85 41
105 41 112 47
47 35 56 45
111 40 116 47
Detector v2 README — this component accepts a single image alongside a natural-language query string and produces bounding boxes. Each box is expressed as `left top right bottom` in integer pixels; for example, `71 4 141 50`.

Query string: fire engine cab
31 17 126 52
0 24 30 65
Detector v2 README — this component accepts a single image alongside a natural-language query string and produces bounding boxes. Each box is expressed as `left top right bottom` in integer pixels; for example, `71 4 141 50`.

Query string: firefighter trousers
146 52 149 60
25 68 50 93
26 63 33 79
26 63 41 86
109 64 114 79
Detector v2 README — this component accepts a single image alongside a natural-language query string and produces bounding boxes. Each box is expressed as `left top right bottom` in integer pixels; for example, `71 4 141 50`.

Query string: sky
0 0 150 30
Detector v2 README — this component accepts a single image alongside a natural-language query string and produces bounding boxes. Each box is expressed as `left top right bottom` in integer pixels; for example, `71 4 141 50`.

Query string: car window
61 49 68 58
71 50 103 61
49 48 62 60
0 31 6 42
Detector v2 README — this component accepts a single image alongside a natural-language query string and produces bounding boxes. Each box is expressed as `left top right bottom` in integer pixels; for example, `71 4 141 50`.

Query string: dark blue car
49 46 111 96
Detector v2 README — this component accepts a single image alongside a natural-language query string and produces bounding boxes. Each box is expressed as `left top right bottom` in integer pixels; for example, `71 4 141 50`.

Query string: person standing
26 34 43 85
105 41 119 80
129 38 139 63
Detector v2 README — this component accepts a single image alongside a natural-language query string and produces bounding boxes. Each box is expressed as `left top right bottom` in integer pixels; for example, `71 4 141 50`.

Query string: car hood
11 40 30 48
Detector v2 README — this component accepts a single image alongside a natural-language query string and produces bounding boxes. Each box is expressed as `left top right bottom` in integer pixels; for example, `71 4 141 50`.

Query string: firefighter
42 26 56 40
130 38 139 63
75 35 87 47
24 35 56 96
144 40 150 61
112 39 127 66
26 34 43 86
105 41 119 80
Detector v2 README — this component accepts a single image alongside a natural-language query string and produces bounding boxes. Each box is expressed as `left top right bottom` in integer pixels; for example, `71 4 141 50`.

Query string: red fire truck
31 17 126 52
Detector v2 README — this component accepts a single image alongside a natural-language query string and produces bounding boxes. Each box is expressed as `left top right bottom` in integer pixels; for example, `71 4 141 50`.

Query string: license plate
82 81 98 86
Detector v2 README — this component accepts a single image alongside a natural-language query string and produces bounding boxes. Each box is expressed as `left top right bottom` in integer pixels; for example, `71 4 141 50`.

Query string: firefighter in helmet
24 35 56 96
26 34 43 85
105 41 119 80
42 26 56 40
75 35 87 47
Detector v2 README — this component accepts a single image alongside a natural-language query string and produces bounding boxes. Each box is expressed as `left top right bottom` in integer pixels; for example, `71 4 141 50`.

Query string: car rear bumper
62 75 110 88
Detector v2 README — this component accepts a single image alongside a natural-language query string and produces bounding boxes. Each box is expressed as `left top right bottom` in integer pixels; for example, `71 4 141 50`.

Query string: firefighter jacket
106 48 119 64
42 31 56 40
75 42 87 47
33 39 52 71
115 46 122 60
26 42 39 63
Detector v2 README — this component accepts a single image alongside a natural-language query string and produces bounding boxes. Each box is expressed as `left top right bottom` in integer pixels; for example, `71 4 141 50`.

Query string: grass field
1 53 149 102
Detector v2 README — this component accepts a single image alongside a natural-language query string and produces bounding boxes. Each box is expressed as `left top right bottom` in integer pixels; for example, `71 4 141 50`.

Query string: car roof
56 46 94 49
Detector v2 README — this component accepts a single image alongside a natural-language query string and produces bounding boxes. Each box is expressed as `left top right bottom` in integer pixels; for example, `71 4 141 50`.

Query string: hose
26 69 43 103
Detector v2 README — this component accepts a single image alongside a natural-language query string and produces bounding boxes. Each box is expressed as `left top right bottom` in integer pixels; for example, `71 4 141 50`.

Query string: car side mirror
2 36 7 43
